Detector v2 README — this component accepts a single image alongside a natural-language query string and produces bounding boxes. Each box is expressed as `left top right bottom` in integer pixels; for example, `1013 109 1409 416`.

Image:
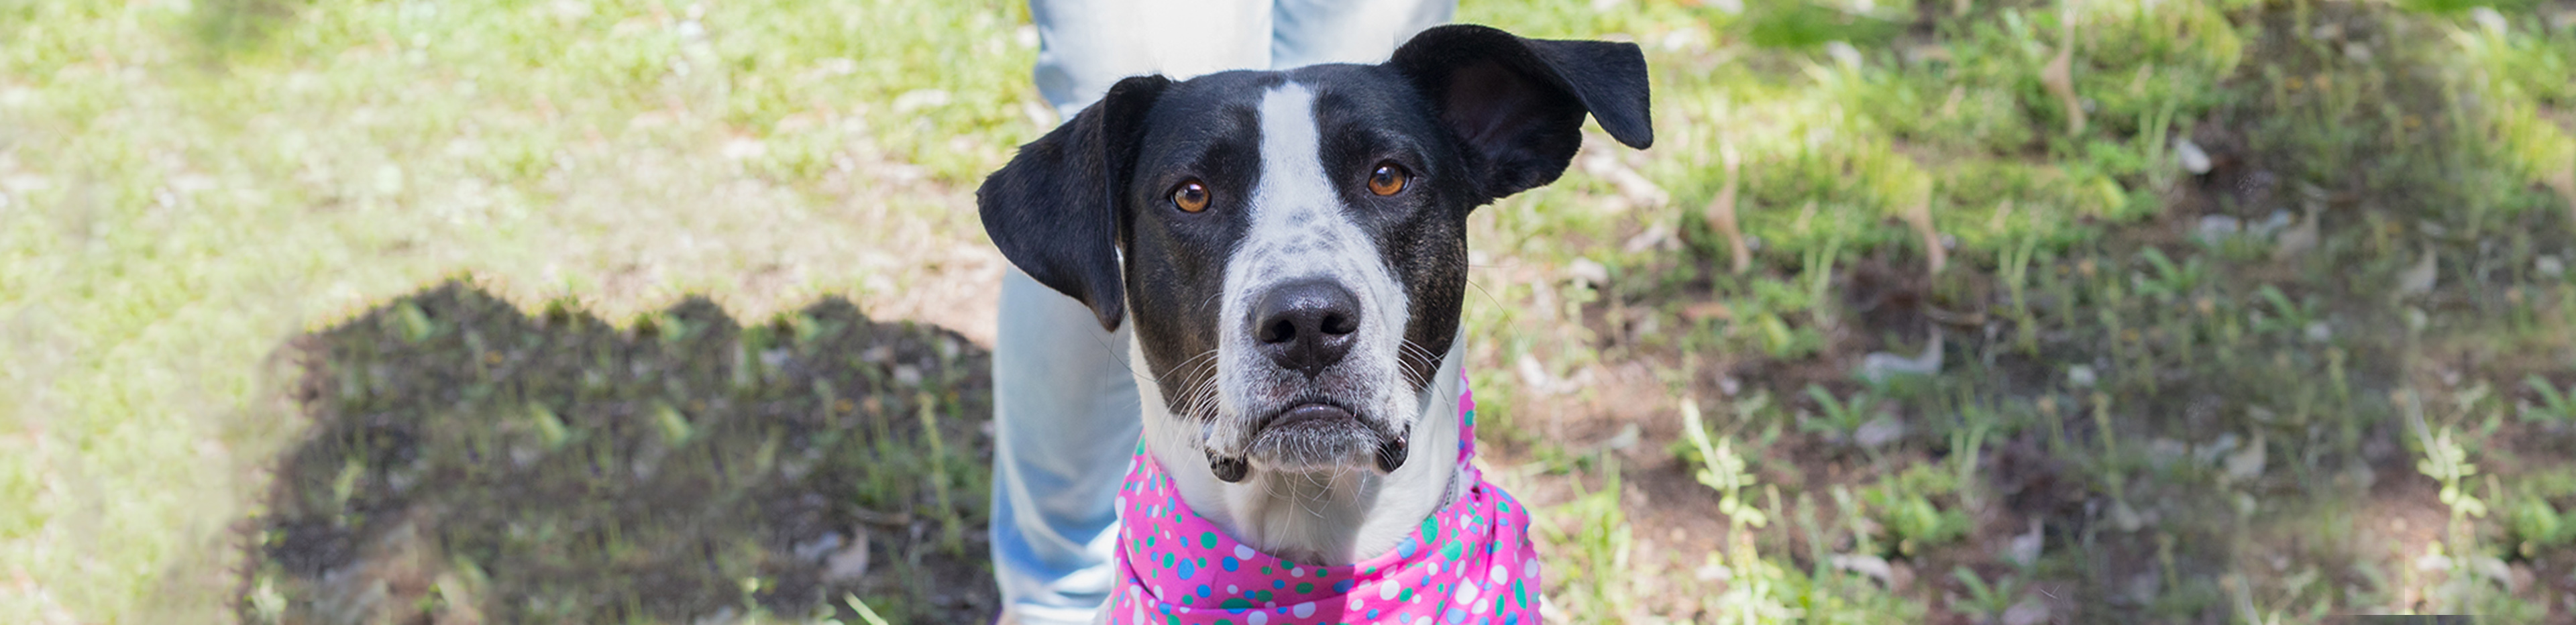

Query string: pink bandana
1104 374 1540 625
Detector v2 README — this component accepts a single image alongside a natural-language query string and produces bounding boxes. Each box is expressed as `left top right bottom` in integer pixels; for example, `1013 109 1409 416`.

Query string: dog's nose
1251 278 1362 378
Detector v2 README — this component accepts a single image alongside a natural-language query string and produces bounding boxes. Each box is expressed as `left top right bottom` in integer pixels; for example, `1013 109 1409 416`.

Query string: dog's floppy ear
1389 24 1653 201
978 75 1171 331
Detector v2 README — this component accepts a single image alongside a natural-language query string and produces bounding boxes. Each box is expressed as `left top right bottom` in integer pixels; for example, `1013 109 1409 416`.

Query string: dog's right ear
978 75 1171 332
1389 25 1653 203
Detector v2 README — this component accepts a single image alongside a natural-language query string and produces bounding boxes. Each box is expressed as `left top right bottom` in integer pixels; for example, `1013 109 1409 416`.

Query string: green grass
2 0 1036 619
7 0 2576 622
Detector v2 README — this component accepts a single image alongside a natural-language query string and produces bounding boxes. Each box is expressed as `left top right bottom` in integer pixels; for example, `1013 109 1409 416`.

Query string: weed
1862 465 1970 557
2409 390 2491 520
1947 566 2023 623
1536 456 1638 622
1799 384 1882 443
2520 374 2576 422
1684 396 1769 530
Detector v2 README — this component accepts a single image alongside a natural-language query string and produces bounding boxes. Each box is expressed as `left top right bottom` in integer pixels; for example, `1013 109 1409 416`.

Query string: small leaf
652 402 694 446
396 302 435 343
529 402 570 450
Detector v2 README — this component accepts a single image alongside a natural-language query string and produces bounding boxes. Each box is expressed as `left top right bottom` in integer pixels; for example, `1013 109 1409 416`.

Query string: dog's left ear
1389 24 1653 202
978 75 1172 331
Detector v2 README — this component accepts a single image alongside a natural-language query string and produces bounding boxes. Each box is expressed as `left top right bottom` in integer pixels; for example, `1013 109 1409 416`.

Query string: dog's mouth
1208 400 1406 481
1260 402 1360 434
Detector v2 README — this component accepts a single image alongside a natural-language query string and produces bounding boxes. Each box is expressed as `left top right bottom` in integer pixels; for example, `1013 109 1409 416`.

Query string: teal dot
1296 582 1314 593
1421 518 1440 543
1201 532 1219 549
1442 540 1463 561
1222 598 1252 610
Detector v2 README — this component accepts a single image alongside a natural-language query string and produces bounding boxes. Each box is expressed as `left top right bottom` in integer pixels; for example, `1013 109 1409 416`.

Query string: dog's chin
1242 404 1389 475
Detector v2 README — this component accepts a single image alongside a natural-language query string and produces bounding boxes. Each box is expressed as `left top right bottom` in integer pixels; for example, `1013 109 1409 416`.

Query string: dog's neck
1128 335 1466 566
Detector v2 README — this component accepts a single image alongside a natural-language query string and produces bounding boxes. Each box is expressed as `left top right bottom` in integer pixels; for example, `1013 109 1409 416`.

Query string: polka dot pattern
1105 374 1540 625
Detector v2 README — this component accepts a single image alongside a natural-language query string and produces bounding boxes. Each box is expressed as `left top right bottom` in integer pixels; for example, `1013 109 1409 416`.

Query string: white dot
1293 602 1316 618
1379 579 1402 600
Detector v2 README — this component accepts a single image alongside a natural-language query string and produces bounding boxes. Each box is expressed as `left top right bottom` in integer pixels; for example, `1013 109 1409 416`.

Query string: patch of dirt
237 281 998 624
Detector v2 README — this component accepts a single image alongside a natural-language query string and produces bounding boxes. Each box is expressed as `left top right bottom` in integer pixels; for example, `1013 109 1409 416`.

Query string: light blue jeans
991 2 1453 623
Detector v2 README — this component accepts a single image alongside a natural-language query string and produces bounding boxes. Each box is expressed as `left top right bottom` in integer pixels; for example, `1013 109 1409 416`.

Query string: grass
3 0 1034 620
5 0 2576 622
235 285 998 623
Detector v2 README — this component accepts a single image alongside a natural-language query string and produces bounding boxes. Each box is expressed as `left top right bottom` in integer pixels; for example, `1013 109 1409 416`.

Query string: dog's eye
1172 180 1210 213
1366 162 1409 196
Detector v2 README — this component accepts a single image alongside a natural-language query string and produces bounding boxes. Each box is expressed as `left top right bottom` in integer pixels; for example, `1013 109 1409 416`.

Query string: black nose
1250 278 1362 378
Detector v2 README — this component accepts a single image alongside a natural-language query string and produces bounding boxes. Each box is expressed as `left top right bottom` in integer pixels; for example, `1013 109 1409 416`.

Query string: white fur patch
1203 82 1416 461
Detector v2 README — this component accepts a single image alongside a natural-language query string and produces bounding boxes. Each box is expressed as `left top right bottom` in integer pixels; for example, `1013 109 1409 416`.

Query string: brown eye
1172 180 1210 213
1367 162 1408 196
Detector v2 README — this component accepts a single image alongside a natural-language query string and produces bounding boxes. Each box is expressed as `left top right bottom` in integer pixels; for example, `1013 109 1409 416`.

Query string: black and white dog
981 21 1649 591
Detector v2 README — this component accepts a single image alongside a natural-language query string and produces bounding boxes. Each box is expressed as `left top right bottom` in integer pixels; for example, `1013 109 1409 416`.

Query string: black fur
977 75 1171 331
1390 25 1656 199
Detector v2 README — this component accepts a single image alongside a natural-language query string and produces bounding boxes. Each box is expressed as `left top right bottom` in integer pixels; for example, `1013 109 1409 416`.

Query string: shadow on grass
235 280 996 624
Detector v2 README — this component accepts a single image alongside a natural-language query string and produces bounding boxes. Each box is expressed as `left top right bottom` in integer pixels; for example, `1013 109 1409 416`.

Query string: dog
978 24 1651 624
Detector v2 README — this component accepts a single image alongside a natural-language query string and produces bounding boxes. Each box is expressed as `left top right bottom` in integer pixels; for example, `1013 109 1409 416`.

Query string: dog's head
980 25 1650 481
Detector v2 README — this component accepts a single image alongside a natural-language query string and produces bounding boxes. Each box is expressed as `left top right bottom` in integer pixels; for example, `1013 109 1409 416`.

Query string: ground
5 0 2576 624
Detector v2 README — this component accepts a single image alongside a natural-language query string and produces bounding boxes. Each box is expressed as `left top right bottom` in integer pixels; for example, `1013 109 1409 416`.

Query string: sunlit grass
3 0 1034 619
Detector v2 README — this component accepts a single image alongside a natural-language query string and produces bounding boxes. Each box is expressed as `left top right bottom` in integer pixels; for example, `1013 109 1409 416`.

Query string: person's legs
989 268 1142 625
1030 0 1273 118
1268 0 1453 69
996 3 1270 624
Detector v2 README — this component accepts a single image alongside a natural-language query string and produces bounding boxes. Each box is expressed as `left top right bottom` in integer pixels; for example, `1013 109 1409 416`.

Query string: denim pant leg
1270 0 1454 68
1030 0 1274 119
989 268 1145 625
